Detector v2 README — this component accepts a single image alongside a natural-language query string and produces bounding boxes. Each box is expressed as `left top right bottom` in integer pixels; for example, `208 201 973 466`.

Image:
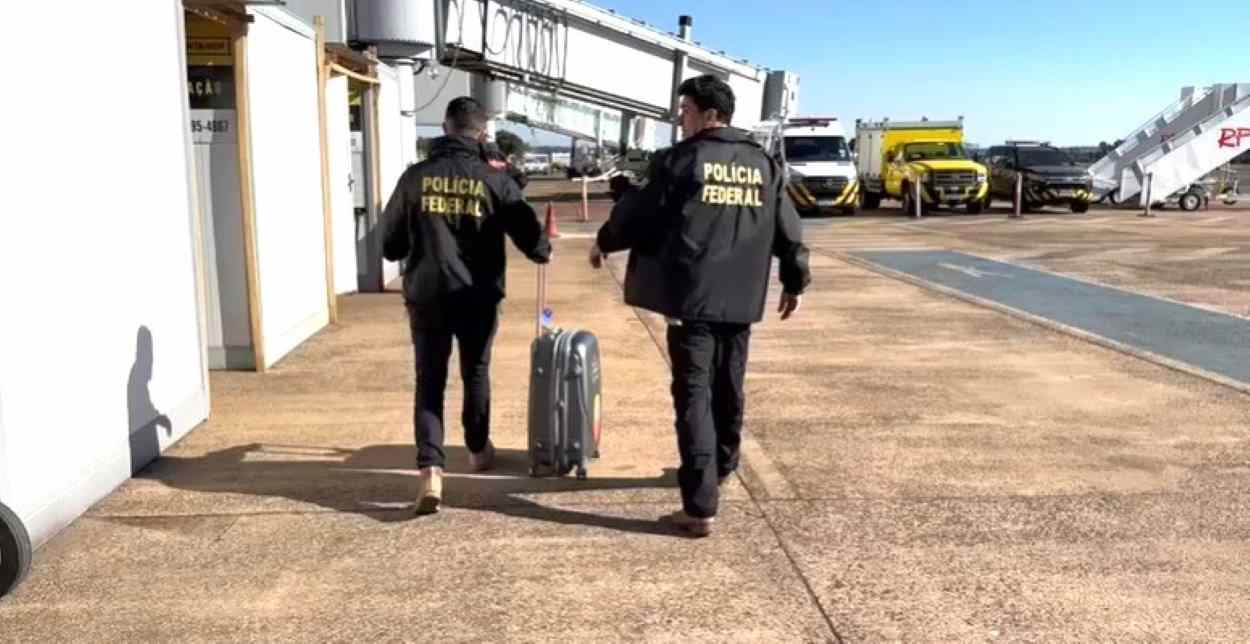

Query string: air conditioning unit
346 0 437 59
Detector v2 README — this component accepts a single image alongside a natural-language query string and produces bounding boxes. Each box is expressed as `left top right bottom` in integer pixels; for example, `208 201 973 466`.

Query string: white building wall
0 0 209 548
325 76 359 295
377 63 408 287
194 102 253 369
245 7 330 366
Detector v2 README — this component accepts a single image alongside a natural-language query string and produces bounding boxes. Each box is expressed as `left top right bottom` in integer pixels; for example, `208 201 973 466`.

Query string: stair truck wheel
0 502 32 598
1179 191 1202 212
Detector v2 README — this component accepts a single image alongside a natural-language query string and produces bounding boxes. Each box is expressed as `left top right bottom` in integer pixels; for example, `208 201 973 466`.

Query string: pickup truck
984 141 1092 213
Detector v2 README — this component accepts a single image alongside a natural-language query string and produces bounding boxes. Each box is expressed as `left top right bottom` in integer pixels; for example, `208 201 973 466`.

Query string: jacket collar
429 134 483 158
684 126 760 147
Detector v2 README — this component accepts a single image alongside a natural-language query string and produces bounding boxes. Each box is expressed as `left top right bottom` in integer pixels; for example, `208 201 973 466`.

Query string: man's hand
778 292 802 320
588 243 604 269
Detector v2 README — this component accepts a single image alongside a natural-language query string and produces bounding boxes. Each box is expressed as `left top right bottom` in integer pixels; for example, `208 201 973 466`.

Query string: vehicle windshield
902 142 966 161
1017 147 1074 166
784 136 851 162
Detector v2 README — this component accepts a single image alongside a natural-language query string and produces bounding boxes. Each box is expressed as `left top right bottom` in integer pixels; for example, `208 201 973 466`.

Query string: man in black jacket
591 75 811 537
481 140 529 191
382 97 551 514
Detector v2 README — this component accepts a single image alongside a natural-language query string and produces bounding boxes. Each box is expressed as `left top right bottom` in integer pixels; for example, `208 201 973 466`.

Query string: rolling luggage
526 263 603 479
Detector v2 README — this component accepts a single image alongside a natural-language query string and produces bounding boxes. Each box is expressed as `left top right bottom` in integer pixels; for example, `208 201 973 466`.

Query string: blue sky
505 0 1248 148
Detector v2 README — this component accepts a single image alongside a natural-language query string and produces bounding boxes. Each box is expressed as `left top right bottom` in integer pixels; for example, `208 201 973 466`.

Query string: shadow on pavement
139 443 682 536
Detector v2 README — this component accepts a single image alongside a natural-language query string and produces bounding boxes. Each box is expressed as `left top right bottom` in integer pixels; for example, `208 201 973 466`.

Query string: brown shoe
468 441 496 472
660 510 713 537
414 466 443 515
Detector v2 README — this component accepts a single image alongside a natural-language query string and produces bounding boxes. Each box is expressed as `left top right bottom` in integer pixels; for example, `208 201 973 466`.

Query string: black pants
666 320 751 519
407 294 500 469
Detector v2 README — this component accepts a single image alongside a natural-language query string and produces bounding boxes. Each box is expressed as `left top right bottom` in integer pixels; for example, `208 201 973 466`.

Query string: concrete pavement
0 229 835 642
2 190 1249 641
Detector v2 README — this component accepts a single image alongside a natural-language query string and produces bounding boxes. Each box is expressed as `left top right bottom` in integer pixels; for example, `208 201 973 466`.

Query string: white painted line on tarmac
938 262 1013 279
739 435 799 500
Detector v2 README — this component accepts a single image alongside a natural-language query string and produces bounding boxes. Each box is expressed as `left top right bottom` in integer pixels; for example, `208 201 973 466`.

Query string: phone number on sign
190 119 231 134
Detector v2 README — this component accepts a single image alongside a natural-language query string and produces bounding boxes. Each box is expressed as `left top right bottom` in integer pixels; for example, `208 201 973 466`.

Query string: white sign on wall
189 109 237 145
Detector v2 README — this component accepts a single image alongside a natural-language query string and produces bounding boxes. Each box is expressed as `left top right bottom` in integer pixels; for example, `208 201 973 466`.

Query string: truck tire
841 193 859 216
1071 200 1090 214
966 199 985 215
863 192 882 210
0 502 32 598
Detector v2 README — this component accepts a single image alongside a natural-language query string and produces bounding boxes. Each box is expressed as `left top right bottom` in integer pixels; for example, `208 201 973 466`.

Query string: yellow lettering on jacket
420 175 487 219
700 162 764 207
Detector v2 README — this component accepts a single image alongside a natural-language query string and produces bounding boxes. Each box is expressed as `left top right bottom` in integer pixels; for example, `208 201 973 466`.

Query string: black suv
985 142 1092 213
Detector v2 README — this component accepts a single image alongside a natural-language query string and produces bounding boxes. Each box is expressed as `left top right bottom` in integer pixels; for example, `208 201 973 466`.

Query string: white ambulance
752 116 860 216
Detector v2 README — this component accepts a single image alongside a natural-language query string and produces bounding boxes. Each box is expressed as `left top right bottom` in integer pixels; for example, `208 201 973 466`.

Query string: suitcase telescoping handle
536 262 547 339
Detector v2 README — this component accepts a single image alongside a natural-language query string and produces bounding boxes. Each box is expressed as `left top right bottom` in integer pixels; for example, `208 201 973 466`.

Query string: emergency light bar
788 116 838 126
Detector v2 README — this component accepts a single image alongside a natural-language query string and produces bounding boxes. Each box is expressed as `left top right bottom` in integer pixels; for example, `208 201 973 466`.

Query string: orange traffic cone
545 202 560 238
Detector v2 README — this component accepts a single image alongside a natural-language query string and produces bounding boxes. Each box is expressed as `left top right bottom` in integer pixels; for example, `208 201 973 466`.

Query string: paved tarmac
2 189 1248 642
849 249 1250 386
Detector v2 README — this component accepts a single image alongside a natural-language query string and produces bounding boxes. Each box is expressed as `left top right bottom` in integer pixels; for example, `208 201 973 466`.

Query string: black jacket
596 127 811 324
381 135 551 305
480 141 529 190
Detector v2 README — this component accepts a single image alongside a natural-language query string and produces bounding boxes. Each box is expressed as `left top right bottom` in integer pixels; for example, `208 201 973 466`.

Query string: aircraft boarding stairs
1089 83 1250 206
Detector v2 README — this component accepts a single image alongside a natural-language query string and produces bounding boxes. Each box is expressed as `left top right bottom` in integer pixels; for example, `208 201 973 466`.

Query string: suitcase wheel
576 464 588 480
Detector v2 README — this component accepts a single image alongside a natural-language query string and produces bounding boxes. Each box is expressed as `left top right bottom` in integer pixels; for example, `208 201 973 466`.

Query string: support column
231 19 266 372
359 47 385 293
619 111 633 158
314 16 338 323
670 15 692 144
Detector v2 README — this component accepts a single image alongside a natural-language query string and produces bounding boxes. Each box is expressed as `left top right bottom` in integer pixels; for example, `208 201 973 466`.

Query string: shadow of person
139 443 682 535
127 326 172 476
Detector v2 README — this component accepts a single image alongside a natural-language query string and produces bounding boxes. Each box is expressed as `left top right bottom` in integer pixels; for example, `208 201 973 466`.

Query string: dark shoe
468 440 496 472
660 510 713 537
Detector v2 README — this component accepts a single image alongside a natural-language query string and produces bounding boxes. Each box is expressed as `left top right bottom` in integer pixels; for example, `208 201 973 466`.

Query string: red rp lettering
1218 127 1250 148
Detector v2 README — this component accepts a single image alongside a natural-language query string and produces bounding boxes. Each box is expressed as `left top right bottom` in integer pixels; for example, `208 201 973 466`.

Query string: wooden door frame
229 17 266 372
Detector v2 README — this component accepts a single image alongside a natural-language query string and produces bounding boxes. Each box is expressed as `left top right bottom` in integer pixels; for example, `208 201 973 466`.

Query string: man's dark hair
678 74 735 123
445 96 488 134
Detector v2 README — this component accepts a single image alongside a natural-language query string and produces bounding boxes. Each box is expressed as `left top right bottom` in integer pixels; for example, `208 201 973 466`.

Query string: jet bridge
345 0 799 146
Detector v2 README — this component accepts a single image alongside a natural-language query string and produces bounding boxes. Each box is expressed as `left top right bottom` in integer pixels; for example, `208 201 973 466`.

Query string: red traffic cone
545 202 560 239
